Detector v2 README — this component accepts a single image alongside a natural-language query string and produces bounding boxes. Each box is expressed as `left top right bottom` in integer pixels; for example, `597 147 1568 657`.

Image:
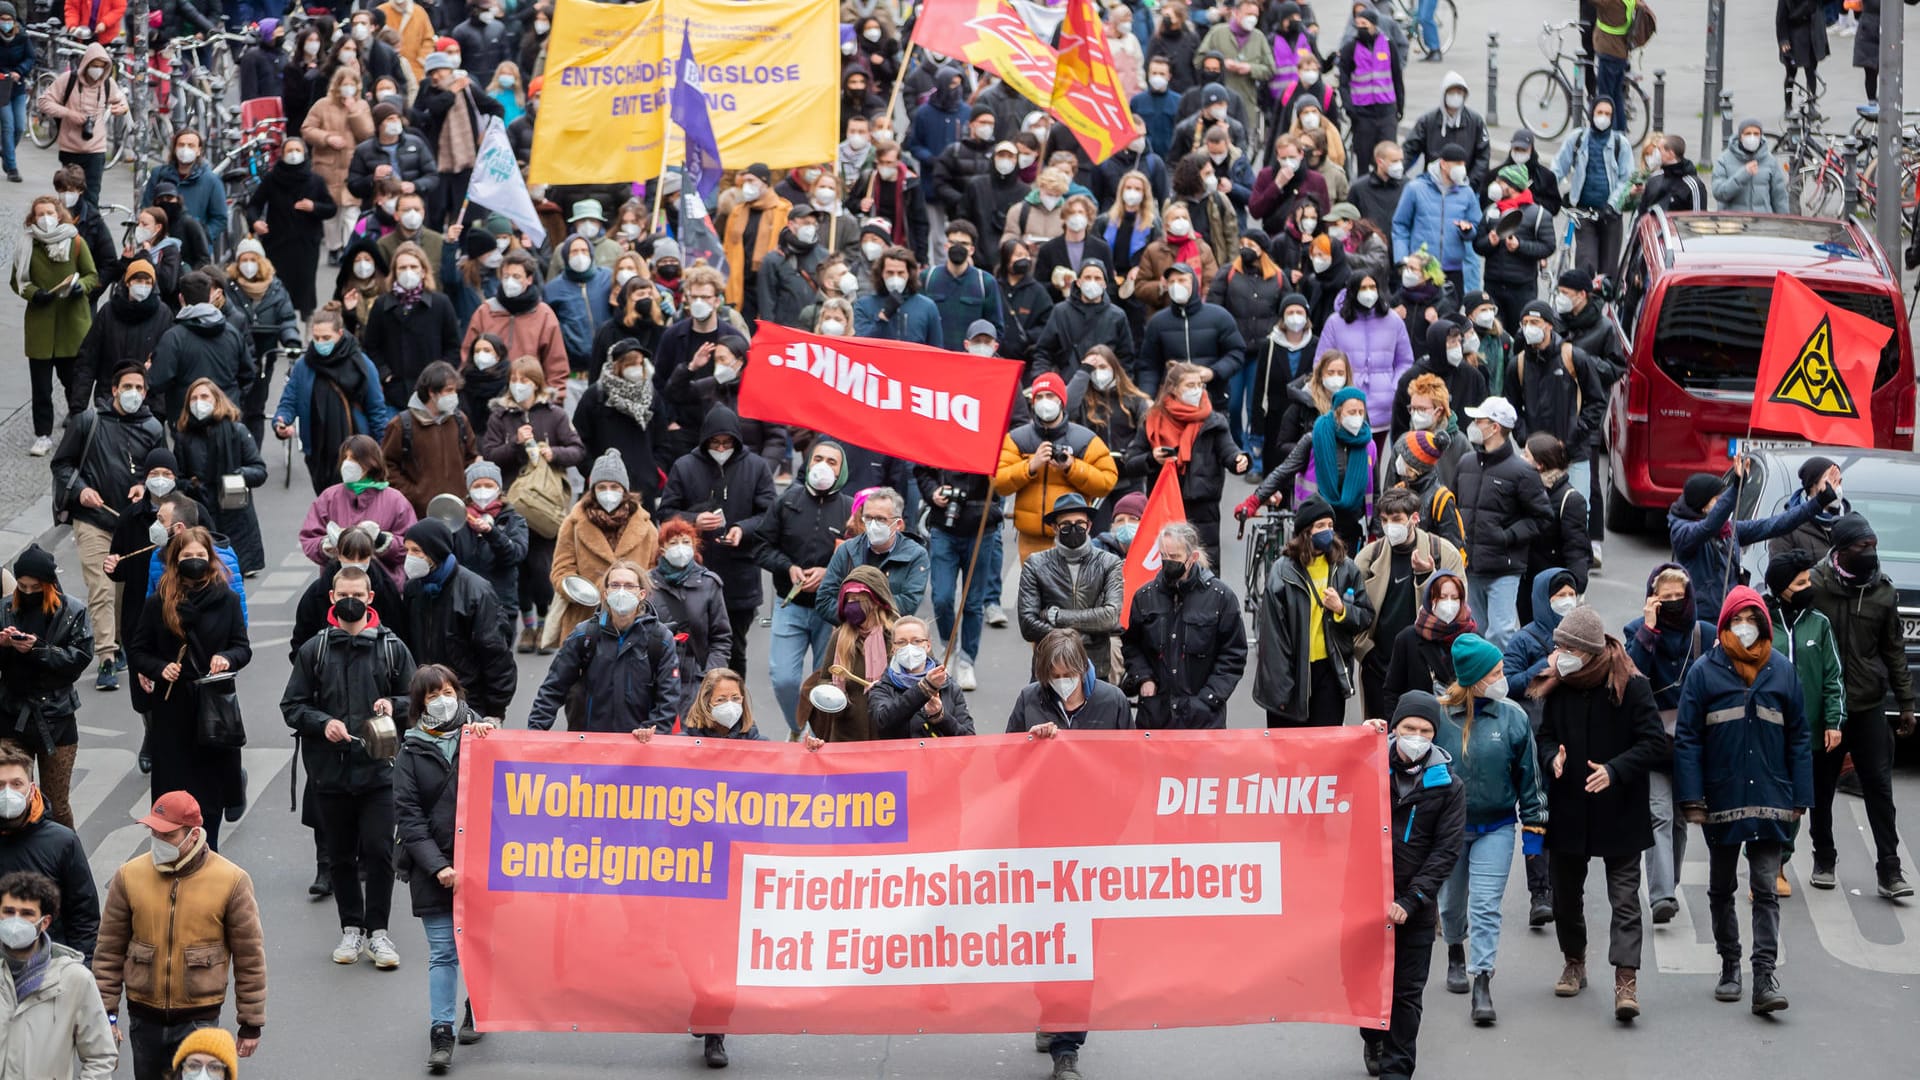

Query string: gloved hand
1233 492 1261 522
27 290 55 306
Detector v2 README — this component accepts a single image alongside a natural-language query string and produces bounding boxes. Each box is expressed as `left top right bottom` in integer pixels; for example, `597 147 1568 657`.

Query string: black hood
699 404 744 448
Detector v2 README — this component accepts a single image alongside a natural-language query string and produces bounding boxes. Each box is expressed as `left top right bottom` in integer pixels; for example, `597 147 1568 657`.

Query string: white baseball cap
1464 396 1518 430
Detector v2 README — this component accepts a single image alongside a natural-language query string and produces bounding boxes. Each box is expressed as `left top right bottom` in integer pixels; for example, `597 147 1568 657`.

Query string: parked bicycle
1516 19 1649 145
1387 0 1456 58
217 118 287 262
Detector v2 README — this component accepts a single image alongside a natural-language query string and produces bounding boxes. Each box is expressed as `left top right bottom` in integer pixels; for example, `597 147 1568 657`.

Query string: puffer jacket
994 419 1120 553
0 593 92 748
1711 133 1792 213
281 617 416 794
146 305 253 422
2 938 115 1080
1435 695 1548 829
1388 743 1466 923
1453 438 1551 576
1507 333 1606 463
657 406 777 609
398 558 516 717
1136 297 1247 400
527 609 681 733
74 286 172 414
1029 293 1136 380
1252 552 1374 721
1675 589 1815 845
1208 263 1284 352
1005 664 1133 732
1471 200 1554 286
92 843 266 1032
0 802 99 958
1391 172 1479 271
647 562 733 700
1804 556 1918 716
448 503 530 636
1018 545 1125 680
1314 302 1415 429
1120 565 1247 728
752 473 854 611
868 665 977 739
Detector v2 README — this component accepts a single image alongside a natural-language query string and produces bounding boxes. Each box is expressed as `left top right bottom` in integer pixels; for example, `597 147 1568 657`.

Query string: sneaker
1879 870 1914 899
95 660 119 692
1528 893 1555 926
332 927 367 964
1810 863 1837 890
1051 1051 1083 1080
28 435 53 456
369 929 401 969
458 999 484 1044
955 656 978 692
1590 541 1604 570
985 603 1008 628
1650 896 1679 923
702 1033 728 1068
1362 1037 1383 1077
427 1023 454 1073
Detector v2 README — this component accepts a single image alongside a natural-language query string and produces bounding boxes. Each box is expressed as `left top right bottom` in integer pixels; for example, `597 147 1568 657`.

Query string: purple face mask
838 596 868 626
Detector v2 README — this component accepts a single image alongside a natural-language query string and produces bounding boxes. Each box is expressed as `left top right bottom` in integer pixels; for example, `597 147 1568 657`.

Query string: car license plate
1903 616 1920 644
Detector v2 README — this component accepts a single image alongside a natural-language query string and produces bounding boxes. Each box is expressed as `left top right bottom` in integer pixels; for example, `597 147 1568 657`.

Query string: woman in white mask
644 519 734 703
548 449 661 647
249 135 337 318
380 360 481 517
572 340 663 515
1253 383 1374 551
868 615 977 738
1267 346 1349 486
1131 361 1249 566
479 356 586 652
394 662 495 1070
1315 272 1414 452
1067 345 1152 527
297 433 416 578
527 559 679 735
1007 626 1133 735
171 378 268 574
1528 603 1665 1022
1381 571 1477 719
301 68 375 264
13 193 96 456
1428 632 1548 1025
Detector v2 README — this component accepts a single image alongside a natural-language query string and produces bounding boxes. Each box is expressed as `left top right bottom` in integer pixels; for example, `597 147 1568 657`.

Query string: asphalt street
3 4 1920 1078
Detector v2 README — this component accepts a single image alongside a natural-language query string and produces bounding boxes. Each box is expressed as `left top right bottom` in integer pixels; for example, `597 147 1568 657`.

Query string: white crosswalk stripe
81 749 292 886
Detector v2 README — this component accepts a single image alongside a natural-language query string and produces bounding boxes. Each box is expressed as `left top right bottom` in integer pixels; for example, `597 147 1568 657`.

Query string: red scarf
1168 232 1204 267
1144 394 1212 469
1496 187 1535 213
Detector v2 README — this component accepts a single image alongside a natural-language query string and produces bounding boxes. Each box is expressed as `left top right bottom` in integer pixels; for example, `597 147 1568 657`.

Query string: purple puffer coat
1313 298 1416 429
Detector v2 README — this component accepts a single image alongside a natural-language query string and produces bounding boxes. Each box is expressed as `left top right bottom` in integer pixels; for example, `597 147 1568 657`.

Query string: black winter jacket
449 505 531 625
289 559 406 659
1136 298 1246 400
1208 264 1283 349
1536 673 1667 858
1120 565 1247 728
1506 333 1606 460
173 416 270 574
1557 298 1627 388
929 136 995 214
1124 411 1243 525
0 815 99 957
408 84 504 167
1804 558 1918 715
0 593 92 747
868 669 977 739
914 466 1005 538
1253 553 1374 721
752 480 855 610
1030 294 1135 381
393 707 483 919
450 15 513 83
1453 438 1551 576
1472 202 1555 286
147 308 254 422
1005 672 1133 732
281 621 416 794
658 406 777 608
528 611 681 733
647 564 733 699
572 380 668 507
347 134 440 202
1018 546 1125 680
49 401 167 533
1389 745 1466 922
1531 473 1592 595
397 561 517 717
74 286 171 413
362 291 463 402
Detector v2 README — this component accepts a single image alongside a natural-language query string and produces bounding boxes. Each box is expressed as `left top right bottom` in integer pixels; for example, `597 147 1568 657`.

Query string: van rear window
1651 284 1901 391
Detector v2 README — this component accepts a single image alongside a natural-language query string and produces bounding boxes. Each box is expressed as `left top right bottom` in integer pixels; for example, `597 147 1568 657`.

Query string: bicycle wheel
1798 161 1844 219
1620 78 1652 149
26 70 57 148
104 109 129 169
1516 69 1574 141
226 200 250 263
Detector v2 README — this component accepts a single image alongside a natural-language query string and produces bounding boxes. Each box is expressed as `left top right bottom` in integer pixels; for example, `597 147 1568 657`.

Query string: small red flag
1121 462 1187 628
1749 272 1892 449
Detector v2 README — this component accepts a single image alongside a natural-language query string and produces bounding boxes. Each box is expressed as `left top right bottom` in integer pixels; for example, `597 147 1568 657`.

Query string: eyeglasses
860 515 895 526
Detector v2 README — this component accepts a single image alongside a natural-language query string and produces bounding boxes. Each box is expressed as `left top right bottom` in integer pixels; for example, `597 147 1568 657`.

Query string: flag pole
652 23 685 232
884 40 917 129
944 492 995 669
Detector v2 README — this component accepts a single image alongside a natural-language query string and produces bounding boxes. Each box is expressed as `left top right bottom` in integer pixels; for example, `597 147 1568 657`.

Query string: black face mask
1655 597 1693 631
1159 558 1186 584
1838 547 1880 580
1240 249 1262 271
14 589 42 609
948 243 971 266
1010 257 1033 276
178 557 211 579
332 596 368 623
1055 522 1089 549
1201 68 1223 84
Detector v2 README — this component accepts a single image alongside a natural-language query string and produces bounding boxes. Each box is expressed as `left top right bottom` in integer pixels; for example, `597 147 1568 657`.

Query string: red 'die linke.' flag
1750 271 1892 449
739 322 1023 475
1121 462 1187 628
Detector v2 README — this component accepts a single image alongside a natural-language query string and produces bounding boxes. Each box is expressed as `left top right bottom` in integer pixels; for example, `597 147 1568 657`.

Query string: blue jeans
1439 822 1517 975
770 599 834 734
1225 360 1257 449
1596 55 1628 116
1467 574 1521 649
0 92 26 173
1416 0 1441 50
928 525 1000 661
422 912 460 1026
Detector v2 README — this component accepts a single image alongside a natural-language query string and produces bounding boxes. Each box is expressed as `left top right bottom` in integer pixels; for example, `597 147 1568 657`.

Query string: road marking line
76 724 121 738
1794 801 1920 973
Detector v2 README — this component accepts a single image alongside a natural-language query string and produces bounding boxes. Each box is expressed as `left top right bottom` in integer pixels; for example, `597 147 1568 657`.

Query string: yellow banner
528 0 838 185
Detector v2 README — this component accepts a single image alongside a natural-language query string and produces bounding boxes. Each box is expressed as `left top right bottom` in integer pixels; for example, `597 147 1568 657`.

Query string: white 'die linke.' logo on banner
766 341 985 432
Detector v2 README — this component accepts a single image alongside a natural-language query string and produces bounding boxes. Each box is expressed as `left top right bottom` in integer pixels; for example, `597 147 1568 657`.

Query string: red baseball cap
137 791 203 831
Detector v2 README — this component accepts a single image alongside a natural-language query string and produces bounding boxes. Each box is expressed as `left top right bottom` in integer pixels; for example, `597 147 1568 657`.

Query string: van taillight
1627 372 1649 424
1897 387 1915 445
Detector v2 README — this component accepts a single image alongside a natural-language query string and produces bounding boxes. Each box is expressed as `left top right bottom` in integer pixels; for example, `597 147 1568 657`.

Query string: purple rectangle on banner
487 762 908 897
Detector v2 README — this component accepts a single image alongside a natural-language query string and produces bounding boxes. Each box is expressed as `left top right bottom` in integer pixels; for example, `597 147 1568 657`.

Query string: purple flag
671 21 722 204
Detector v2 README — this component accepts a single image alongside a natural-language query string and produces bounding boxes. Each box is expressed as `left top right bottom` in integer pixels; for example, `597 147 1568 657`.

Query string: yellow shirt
1306 555 1346 662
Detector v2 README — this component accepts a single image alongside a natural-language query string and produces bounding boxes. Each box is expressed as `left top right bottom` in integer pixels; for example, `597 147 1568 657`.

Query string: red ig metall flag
1121 462 1187 628
1749 272 1892 449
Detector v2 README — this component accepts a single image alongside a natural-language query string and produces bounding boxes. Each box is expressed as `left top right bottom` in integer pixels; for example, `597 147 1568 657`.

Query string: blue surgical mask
1311 529 1335 552
313 338 337 356
1113 523 1137 545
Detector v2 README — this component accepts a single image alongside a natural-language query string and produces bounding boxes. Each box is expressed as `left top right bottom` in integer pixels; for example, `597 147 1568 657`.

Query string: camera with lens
939 486 965 529
81 117 96 141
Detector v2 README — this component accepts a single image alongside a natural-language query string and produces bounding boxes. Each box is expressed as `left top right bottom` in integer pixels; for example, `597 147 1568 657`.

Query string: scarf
883 657 937 690
1167 231 1204 267
1414 598 1476 643
1540 467 1567 490
600 368 655 426
1720 628 1772 685
496 288 538 315
1496 186 1535 213
18 218 79 282
655 557 695 585
392 282 424 309
1527 637 1637 704
439 89 479 172
405 723 459 763
419 552 459 597
344 478 389 495
1309 411 1372 514
586 495 637 540
9 933 53 999
1143 395 1211 469
232 255 276 300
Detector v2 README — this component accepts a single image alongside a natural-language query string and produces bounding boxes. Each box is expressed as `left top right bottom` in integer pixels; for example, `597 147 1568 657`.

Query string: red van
1604 211 1915 528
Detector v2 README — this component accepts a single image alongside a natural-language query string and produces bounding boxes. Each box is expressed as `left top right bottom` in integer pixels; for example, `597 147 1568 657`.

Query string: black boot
1470 972 1496 1025
458 999 484 1044
1445 943 1468 993
1751 970 1789 1014
1362 1037 1383 1077
225 766 248 823
309 862 332 899
702 1034 728 1068
428 1023 454 1073
1528 891 1555 927
1714 957 1743 1002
